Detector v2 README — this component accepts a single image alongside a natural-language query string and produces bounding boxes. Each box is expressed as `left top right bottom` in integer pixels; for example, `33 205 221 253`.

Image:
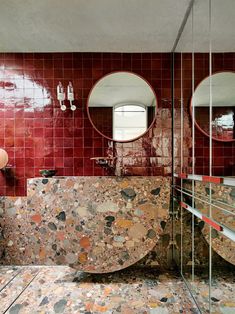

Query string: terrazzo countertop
0 176 171 273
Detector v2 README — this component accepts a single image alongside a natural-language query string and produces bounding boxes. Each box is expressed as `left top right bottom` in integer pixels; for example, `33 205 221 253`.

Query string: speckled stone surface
183 268 235 314
0 266 199 314
0 176 170 273
194 181 235 266
0 266 39 311
172 198 234 269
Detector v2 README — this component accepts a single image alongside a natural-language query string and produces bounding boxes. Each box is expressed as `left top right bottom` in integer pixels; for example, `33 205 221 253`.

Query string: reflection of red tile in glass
213 158 225 166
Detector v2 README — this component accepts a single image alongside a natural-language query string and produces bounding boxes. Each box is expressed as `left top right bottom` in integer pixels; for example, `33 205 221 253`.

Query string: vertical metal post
209 0 212 312
191 4 195 283
171 51 175 263
180 53 183 274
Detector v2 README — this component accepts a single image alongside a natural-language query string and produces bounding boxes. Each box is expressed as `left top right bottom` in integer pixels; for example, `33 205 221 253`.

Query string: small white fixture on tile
67 81 76 111
57 81 66 111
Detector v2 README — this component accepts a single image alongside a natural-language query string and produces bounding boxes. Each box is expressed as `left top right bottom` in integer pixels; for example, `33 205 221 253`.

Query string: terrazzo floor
183 268 235 314
0 266 199 314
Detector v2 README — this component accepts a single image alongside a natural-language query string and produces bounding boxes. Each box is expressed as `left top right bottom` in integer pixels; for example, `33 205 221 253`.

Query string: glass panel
173 1 235 313
211 2 235 313
193 0 211 311
193 217 210 313
174 0 211 311
211 261 235 313
174 5 199 304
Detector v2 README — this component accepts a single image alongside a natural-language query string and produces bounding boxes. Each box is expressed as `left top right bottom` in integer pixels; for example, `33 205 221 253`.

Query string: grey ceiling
0 0 234 53
0 0 190 52
176 0 235 52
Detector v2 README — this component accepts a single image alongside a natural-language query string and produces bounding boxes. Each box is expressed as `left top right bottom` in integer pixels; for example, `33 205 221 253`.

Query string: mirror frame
87 71 158 143
190 70 235 142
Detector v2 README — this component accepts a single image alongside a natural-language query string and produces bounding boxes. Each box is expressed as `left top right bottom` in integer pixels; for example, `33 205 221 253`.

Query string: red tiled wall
174 53 235 176
0 53 172 196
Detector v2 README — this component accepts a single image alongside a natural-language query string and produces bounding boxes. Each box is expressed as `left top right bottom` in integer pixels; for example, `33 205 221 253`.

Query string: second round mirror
191 71 235 142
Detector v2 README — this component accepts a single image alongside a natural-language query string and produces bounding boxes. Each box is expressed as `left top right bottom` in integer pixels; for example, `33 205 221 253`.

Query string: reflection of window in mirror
212 110 234 139
113 104 148 141
88 72 157 142
192 72 235 141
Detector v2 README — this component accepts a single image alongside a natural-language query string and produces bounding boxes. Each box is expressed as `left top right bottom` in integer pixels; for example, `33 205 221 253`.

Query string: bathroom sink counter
0 176 171 273
26 176 171 273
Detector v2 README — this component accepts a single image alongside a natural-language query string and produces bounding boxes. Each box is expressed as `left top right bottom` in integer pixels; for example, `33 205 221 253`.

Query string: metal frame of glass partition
172 0 235 312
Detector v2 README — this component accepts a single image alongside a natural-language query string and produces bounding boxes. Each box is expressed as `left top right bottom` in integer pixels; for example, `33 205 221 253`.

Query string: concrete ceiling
175 0 235 52
0 0 234 53
0 0 190 52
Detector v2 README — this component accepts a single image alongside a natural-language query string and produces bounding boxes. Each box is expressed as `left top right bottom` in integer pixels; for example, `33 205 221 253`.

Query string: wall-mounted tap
90 157 117 175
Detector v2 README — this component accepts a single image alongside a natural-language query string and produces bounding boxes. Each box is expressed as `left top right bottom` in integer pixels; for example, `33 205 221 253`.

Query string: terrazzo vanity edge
0 176 171 273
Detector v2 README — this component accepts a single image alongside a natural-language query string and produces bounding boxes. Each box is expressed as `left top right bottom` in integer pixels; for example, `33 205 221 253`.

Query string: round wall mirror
87 71 157 142
191 71 235 142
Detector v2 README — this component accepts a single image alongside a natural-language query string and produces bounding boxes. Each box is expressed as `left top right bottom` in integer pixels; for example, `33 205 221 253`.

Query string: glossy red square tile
0 52 174 196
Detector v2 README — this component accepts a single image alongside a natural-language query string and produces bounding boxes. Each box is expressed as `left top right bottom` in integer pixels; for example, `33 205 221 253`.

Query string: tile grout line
0 268 22 293
2 269 41 314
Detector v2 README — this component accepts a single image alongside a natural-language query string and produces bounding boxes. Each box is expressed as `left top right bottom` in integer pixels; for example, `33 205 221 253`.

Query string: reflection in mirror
87 72 157 142
192 72 235 141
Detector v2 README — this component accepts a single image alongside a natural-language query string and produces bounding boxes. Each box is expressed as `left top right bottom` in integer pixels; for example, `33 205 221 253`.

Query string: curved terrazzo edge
0 176 171 273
